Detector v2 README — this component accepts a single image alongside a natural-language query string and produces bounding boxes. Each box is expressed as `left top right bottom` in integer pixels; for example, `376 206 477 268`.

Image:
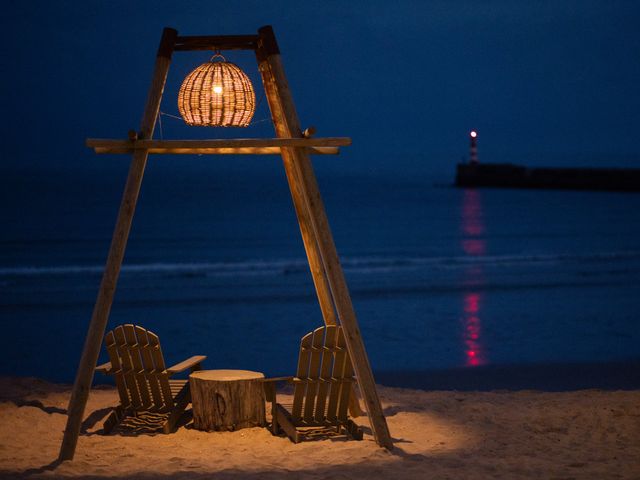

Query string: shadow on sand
9 443 432 480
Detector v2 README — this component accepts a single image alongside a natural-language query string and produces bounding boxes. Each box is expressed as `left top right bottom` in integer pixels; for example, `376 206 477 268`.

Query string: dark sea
2 157 639 390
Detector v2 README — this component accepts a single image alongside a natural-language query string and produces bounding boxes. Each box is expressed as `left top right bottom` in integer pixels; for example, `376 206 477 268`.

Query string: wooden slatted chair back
291 325 354 425
104 324 175 413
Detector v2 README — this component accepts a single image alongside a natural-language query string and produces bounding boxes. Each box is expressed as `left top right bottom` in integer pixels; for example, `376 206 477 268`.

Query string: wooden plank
86 138 350 155
326 330 345 422
174 34 258 51
87 138 351 148
113 326 143 410
314 325 337 422
91 146 340 155
291 330 312 420
147 331 174 411
166 355 206 374
162 382 190 434
168 379 188 395
58 27 178 462
136 326 164 411
275 404 300 443
255 25 392 449
104 330 130 409
302 327 325 422
123 325 152 410
336 327 354 423
146 330 166 371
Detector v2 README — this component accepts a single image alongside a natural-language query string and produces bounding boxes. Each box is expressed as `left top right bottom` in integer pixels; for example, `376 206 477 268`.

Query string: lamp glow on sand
4 376 639 477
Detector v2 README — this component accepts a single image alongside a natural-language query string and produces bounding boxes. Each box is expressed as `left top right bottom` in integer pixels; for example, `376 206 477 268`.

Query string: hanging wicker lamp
178 54 255 127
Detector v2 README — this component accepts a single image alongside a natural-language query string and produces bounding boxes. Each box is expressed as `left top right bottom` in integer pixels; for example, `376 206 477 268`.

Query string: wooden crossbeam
86 138 349 155
93 146 340 155
174 35 258 51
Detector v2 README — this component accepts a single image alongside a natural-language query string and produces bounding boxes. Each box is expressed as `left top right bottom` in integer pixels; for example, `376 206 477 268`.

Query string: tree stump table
189 369 265 431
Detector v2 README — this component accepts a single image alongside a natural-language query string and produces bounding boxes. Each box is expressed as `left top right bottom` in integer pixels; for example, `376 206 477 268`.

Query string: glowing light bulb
213 85 223 94
470 131 477 138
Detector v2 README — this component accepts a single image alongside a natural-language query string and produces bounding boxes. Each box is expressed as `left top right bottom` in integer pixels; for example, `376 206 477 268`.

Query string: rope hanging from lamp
178 53 256 127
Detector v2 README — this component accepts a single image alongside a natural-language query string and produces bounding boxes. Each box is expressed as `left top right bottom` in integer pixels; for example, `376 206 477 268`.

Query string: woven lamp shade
178 57 256 127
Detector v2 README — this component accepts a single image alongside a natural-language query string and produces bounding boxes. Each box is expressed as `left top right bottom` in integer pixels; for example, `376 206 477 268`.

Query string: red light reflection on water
460 189 487 367
462 239 486 256
462 189 484 236
464 292 480 314
462 291 485 366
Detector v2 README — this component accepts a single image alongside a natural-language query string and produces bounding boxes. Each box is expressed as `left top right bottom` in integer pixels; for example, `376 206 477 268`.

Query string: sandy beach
1 376 639 479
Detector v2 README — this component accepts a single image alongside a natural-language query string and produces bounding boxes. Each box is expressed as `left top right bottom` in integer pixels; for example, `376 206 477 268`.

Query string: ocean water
1 159 639 388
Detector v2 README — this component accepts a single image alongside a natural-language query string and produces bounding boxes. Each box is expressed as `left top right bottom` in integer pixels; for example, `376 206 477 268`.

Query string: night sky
2 1 639 176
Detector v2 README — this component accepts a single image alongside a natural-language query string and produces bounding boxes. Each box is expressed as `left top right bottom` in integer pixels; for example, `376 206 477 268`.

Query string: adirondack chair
95 324 206 434
263 325 363 442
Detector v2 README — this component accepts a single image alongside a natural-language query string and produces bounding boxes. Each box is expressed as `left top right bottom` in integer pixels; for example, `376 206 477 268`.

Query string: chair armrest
167 355 207 375
261 377 294 403
261 376 294 383
95 362 112 374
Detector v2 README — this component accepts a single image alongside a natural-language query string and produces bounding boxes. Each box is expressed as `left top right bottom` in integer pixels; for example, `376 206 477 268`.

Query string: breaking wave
2 250 639 277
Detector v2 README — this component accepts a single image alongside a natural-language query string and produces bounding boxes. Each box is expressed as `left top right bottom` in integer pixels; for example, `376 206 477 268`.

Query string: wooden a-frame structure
59 25 392 460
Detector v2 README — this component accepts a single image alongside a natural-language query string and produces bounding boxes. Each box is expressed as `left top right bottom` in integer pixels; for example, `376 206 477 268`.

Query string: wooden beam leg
254 24 363 423
255 25 392 450
58 27 178 462
292 122 392 449
281 161 337 327
253 44 335 329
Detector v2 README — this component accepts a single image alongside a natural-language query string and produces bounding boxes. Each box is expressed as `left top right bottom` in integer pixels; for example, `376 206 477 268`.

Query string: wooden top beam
174 35 259 51
86 138 350 155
